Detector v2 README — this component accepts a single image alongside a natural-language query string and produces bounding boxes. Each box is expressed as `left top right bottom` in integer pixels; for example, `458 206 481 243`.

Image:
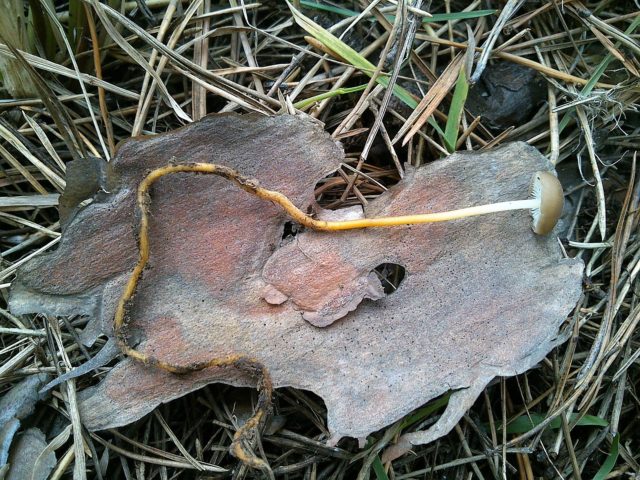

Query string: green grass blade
569 414 609 428
299 0 358 17
401 393 450 429
67 0 85 47
504 413 608 434
293 84 368 109
504 413 546 434
593 434 619 480
289 3 375 71
443 66 469 152
372 455 389 480
424 10 497 22
27 0 56 59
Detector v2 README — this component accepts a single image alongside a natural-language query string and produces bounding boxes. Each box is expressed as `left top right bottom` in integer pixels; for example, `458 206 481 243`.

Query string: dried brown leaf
9 114 583 451
5 428 55 480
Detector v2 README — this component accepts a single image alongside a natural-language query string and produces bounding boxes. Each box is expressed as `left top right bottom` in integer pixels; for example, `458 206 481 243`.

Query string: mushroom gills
529 171 564 235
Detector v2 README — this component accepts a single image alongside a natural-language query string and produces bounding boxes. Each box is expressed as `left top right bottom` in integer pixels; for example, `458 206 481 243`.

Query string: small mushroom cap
530 171 563 235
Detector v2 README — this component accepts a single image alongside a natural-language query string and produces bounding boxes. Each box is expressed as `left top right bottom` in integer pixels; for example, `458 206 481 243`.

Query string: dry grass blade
393 54 463 146
0 40 87 161
338 0 409 204
470 0 524 82
192 0 211 121
21 113 65 171
587 25 640 77
132 0 193 135
0 343 37 378
38 0 109 160
0 237 60 281
48 320 87 480
228 0 264 96
575 106 606 240
412 33 618 88
89 433 227 472
83 4 116 157
92 0 277 122
0 144 49 195
0 211 59 237
0 44 139 100
361 1 420 159
153 411 206 471
0 122 65 191
88 0 192 123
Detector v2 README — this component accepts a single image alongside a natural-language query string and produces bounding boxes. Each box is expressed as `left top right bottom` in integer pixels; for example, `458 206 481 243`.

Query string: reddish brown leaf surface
10 114 583 452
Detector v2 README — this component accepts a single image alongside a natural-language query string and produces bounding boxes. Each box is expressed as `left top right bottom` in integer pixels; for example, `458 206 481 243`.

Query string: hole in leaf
372 263 406 294
281 221 299 242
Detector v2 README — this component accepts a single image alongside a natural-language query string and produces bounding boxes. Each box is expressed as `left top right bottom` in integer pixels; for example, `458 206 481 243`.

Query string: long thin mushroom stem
116 162 562 474
300 199 542 230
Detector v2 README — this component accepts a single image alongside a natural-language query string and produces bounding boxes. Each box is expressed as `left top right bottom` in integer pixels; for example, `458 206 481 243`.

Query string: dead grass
1 0 639 478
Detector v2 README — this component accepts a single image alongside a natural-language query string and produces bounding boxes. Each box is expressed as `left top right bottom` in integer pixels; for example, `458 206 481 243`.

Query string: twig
470 0 525 83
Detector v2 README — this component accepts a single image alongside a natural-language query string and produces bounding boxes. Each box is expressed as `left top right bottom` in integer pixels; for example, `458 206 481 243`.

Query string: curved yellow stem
116 162 538 473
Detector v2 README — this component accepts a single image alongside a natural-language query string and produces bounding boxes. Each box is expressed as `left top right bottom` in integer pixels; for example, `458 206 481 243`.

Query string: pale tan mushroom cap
530 171 564 235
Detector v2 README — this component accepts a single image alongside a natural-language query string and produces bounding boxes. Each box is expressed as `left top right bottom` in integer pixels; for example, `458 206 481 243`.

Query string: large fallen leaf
0 373 50 471
9 114 583 455
4 428 56 480
0 373 50 430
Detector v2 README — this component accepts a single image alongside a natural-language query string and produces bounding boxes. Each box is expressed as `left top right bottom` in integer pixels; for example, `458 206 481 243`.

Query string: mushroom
528 171 564 235
256 169 564 235
137 165 564 236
